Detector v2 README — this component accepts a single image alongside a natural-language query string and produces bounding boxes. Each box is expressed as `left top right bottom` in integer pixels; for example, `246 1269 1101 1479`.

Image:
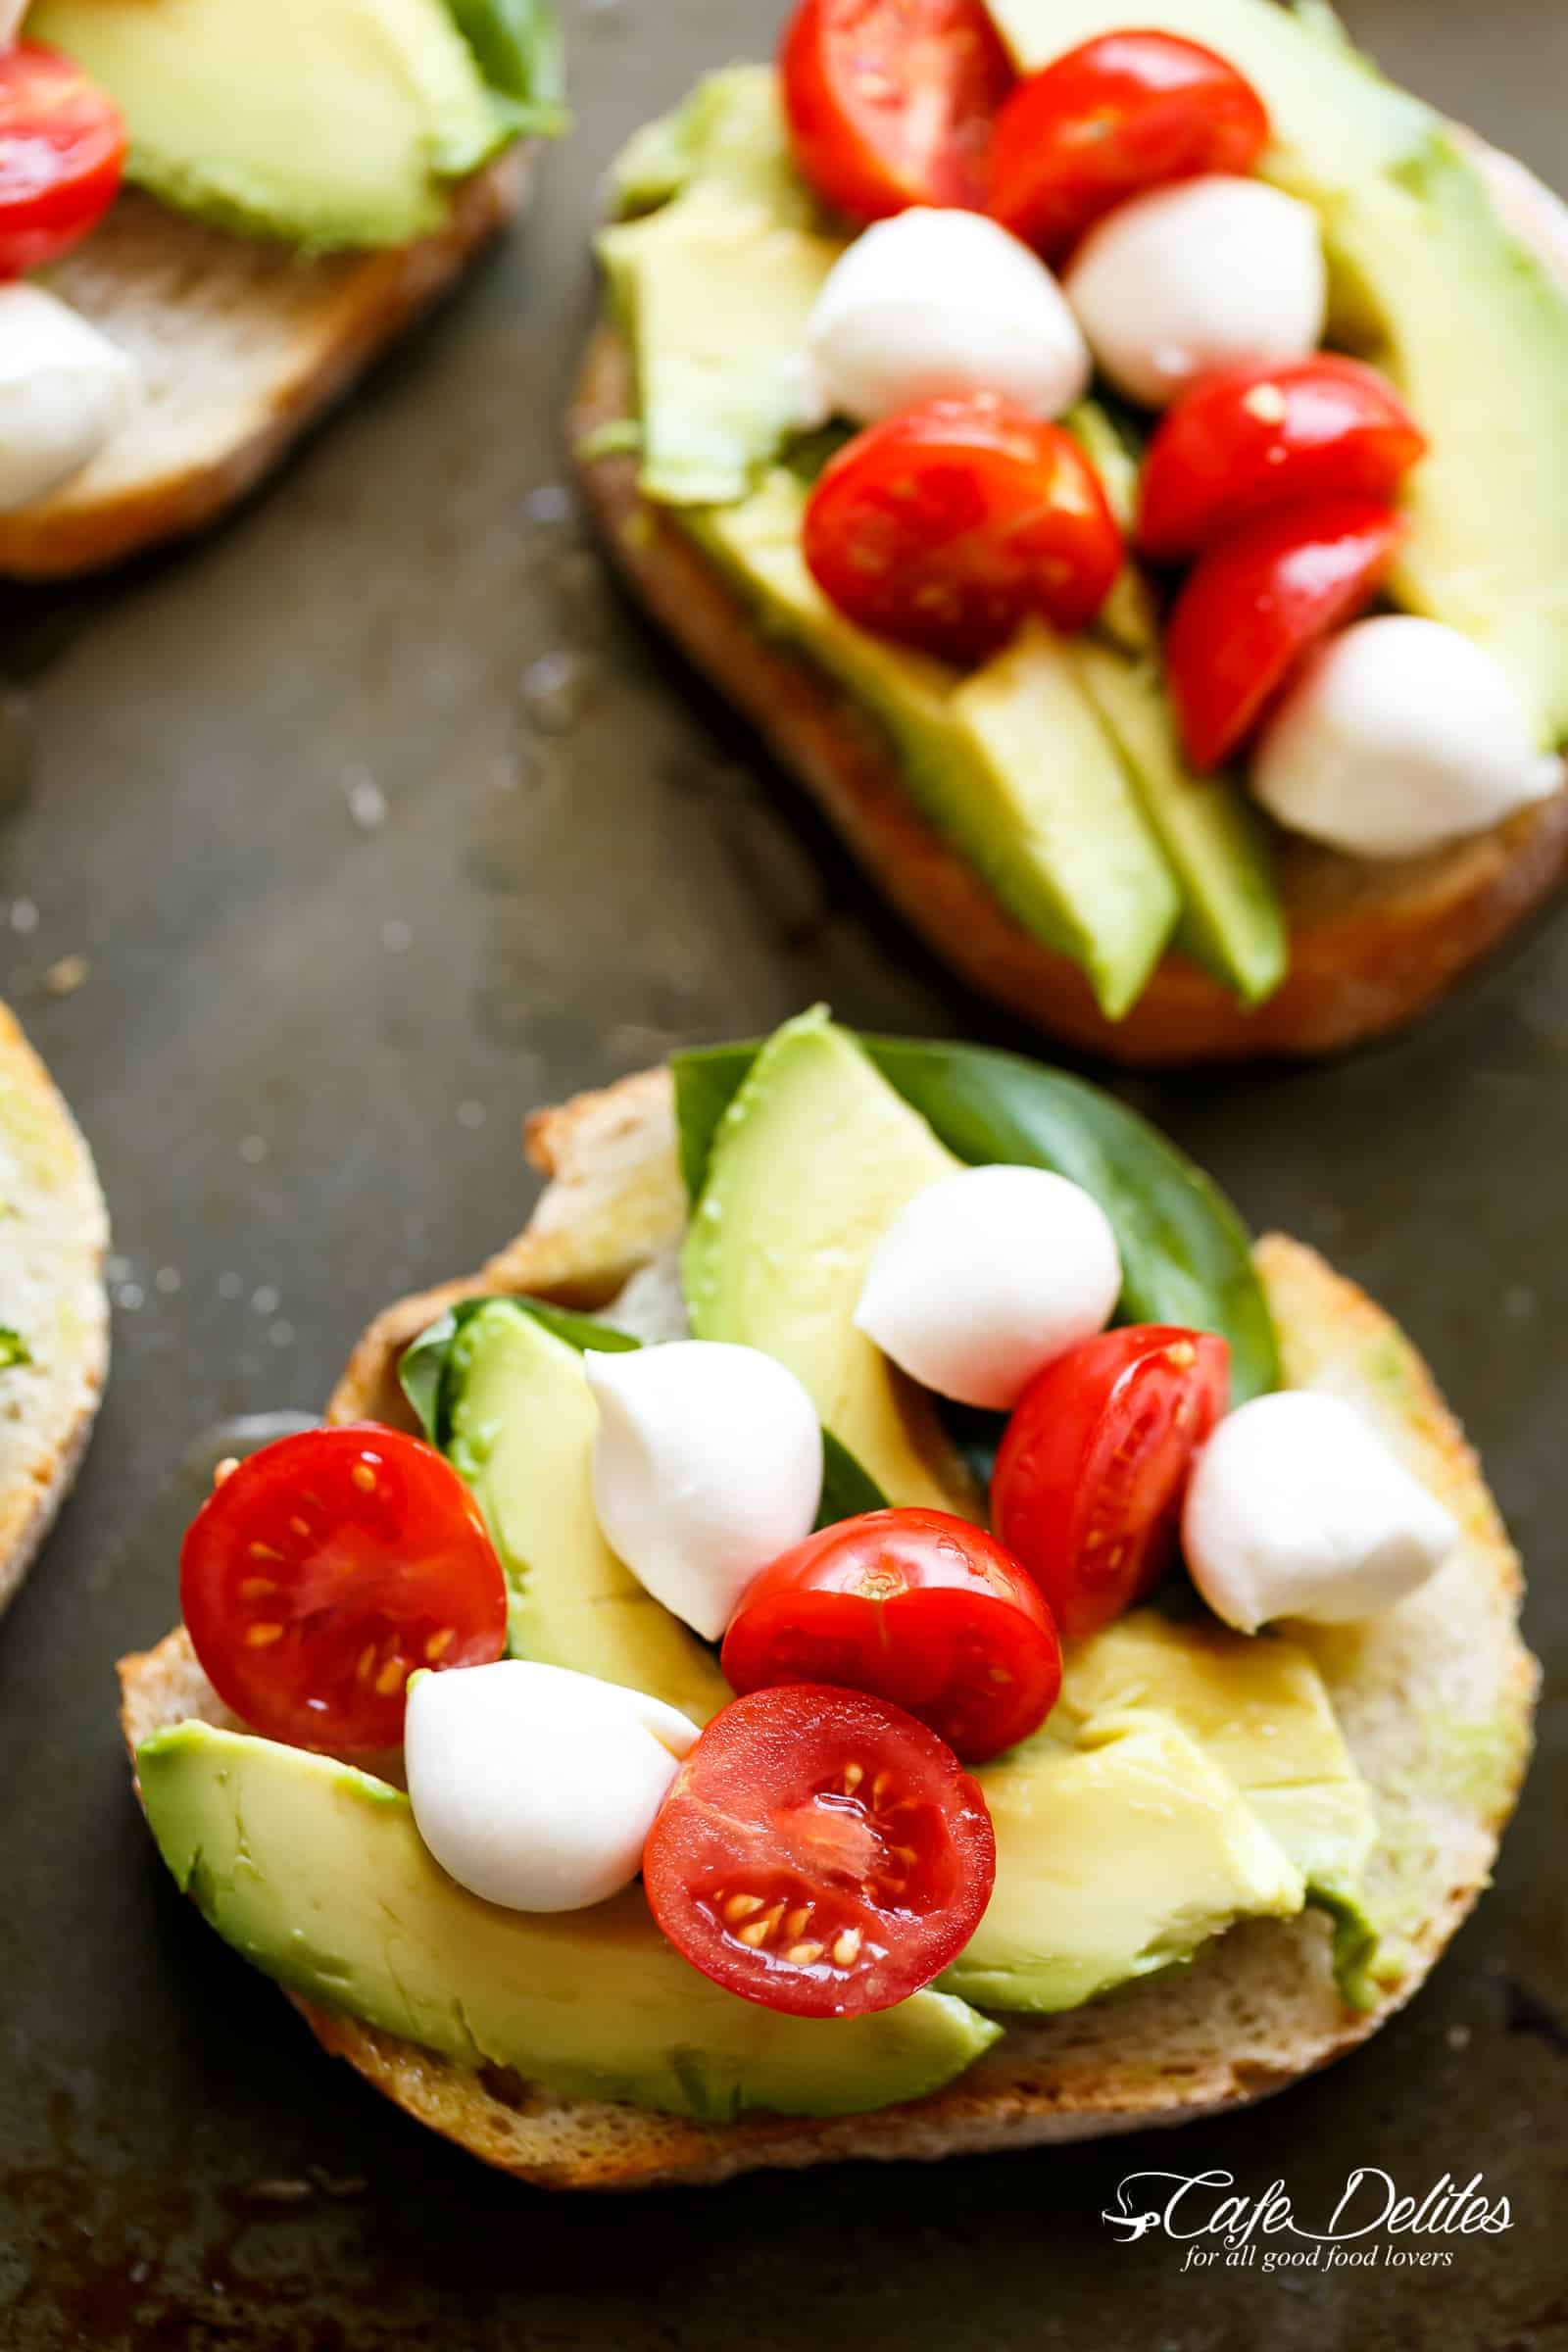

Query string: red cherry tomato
804 393 1123 663
988 31 1269 261
1163 498 1406 771
0 45 126 279
1138 358 1427 564
642 1684 996 2017
780 0 1013 223
721 1508 1061 1763
180 1426 508 1751
992 1326 1229 1642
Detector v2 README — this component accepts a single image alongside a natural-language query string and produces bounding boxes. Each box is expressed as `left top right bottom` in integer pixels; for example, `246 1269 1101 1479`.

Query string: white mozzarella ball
405 1660 699 1913
800 208 1091 427
1251 615 1561 858
1063 176 1326 410
854 1163 1122 1411
1182 1391 1458 1634
586 1342 823 1641
0 284 137 512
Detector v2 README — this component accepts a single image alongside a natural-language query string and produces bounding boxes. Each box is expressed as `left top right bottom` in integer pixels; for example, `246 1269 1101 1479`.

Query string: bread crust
569 321 1568 1064
0 1003 109 1613
119 1067 1536 2188
0 146 532 581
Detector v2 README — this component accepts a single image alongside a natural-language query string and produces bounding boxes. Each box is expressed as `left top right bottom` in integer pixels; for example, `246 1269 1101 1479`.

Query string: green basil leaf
400 1292 890 1521
817 1431 888 1528
0 1327 28 1370
671 1030 1278 1404
672 1044 758 1203
444 0 569 137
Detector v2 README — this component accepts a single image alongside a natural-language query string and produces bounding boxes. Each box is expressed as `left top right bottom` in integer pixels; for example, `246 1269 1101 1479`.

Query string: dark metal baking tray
0 2 1563 2343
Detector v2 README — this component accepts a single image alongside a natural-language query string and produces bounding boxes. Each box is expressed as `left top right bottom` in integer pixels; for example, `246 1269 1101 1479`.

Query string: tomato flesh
804 393 1123 663
722 1508 1060 1762
1163 498 1406 772
988 31 1269 261
0 44 125 278
1139 358 1427 564
642 1684 996 2016
992 1326 1229 1641
180 1425 508 1750
780 0 1013 223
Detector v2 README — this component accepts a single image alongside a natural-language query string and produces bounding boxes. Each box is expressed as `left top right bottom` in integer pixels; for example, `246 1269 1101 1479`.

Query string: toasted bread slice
0 1003 109 1613
119 1067 1536 2188
570 322 1568 1065
0 145 531 581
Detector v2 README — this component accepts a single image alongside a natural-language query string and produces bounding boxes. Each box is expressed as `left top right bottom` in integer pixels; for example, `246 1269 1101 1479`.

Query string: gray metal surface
1 3 1564 2344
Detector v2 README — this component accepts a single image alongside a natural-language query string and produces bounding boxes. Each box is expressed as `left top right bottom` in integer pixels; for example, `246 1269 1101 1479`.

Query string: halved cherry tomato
0 45 126 279
721 1508 1061 1763
644 1684 995 2016
180 1426 508 1751
1163 498 1406 771
780 0 1013 223
992 1326 1229 1641
804 392 1122 663
988 31 1269 261
1139 358 1427 564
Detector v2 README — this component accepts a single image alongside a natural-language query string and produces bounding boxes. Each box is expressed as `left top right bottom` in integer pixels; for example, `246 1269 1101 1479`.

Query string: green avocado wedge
27 0 563 250
674 1016 1279 1404
138 1723 1001 2122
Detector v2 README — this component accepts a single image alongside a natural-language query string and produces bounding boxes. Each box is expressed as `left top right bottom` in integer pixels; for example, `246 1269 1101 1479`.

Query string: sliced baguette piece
119 1065 1536 2189
0 1002 109 1613
571 320 1568 1065
0 145 531 581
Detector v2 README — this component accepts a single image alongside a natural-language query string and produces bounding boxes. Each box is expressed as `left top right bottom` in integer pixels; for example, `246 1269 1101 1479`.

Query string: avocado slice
1073 641 1288 1006
1056 1613 1377 1919
599 69 845 505
944 1709 1304 2013
27 0 519 248
610 65 825 228
994 0 1568 745
1328 139 1568 741
942 1609 1379 2014
140 1722 1000 2121
601 218 842 506
442 1298 730 1725
691 478 1183 1015
683 1009 980 1516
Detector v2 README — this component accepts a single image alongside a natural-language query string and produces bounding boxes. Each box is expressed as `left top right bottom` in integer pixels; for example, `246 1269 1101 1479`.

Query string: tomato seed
787 1942 824 1966
373 1656 405 1696
833 1929 862 1967
784 1907 810 1939
239 1577 277 1600
424 1627 455 1661
842 1761 863 1792
351 1462 376 1494
244 1622 283 1647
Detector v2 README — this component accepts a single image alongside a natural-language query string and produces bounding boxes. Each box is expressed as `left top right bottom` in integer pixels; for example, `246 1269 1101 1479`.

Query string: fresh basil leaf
817 1431 888 1528
400 1295 637 1445
0 1327 28 1370
400 1291 889 1523
671 1030 1278 1404
672 1044 759 1204
445 0 568 136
